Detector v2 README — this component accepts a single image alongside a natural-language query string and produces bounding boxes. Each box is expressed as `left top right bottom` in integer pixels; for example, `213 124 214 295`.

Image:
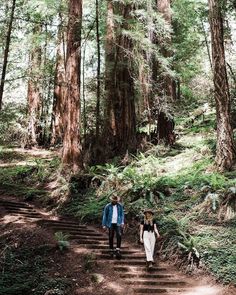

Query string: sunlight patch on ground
106 281 126 292
161 148 200 176
181 285 222 295
0 215 37 224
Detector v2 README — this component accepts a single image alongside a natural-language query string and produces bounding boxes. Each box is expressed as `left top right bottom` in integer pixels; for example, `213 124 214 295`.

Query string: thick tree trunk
150 0 176 145
157 0 176 100
95 0 101 142
62 0 83 173
208 0 235 171
104 1 136 156
0 0 16 110
51 14 66 145
26 25 43 147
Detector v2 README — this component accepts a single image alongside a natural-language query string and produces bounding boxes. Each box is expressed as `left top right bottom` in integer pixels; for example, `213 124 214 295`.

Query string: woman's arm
140 224 144 243
154 224 160 238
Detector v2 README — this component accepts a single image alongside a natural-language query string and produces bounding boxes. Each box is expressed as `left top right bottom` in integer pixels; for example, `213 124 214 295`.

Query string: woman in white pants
140 209 160 269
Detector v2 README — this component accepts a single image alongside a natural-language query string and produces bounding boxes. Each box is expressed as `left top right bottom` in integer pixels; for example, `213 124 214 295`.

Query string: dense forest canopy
0 0 236 171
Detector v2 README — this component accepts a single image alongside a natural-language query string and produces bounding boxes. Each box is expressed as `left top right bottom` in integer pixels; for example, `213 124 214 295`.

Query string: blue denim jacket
102 203 124 228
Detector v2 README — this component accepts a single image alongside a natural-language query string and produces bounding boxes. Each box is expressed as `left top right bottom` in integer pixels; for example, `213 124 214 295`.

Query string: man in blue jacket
102 195 124 259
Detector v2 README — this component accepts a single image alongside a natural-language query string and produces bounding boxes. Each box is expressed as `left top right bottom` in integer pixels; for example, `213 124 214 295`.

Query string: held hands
140 238 143 244
102 226 108 232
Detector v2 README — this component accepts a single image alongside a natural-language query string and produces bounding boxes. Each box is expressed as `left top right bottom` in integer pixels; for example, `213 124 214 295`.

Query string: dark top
141 219 157 232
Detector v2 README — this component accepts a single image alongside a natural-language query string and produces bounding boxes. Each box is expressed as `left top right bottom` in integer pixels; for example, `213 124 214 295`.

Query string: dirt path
1 197 234 295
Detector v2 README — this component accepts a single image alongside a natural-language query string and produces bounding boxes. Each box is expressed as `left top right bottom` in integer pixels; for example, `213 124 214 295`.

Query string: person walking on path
102 195 125 259
140 208 160 269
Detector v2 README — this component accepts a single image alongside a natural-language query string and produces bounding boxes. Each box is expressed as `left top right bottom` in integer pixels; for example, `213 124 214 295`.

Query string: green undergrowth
0 231 71 295
65 133 236 285
0 149 60 200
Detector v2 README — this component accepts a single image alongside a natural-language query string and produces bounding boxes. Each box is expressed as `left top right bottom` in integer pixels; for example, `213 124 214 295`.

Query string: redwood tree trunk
51 13 66 145
95 0 101 142
104 1 136 155
151 0 176 145
26 25 43 147
62 0 83 172
156 0 176 100
0 0 16 110
208 0 235 171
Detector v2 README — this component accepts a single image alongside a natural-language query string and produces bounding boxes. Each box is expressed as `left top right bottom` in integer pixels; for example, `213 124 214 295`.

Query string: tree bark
208 0 235 171
156 0 176 101
95 0 101 142
149 0 176 146
26 24 43 147
104 1 136 156
62 0 83 173
0 0 16 110
51 13 66 145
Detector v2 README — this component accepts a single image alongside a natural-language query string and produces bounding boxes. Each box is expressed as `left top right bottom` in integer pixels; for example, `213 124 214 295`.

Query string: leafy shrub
54 232 70 251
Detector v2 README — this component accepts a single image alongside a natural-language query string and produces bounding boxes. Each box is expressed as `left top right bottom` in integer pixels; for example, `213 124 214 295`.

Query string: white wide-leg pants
143 231 156 262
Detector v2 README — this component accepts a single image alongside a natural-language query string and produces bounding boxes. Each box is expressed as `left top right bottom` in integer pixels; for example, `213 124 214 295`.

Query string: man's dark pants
109 223 122 250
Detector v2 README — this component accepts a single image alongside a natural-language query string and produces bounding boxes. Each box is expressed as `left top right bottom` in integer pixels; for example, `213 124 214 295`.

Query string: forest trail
0 197 225 295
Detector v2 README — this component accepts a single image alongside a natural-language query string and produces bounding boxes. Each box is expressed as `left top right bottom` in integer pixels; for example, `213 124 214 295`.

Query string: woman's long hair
144 212 154 226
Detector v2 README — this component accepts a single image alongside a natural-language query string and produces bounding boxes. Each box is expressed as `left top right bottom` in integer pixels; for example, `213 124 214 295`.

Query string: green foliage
54 232 70 251
0 104 27 145
34 278 70 295
65 191 107 222
82 253 96 273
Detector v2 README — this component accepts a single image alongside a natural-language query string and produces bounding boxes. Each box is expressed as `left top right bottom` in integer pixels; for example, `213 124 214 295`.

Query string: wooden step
120 273 173 279
40 220 86 227
5 212 42 218
133 286 186 293
114 266 167 272
76 244 130 250
55 231 103 237
69 235 107 241
0 200 33 209
98 254 146 260
40 225 98 233
125 279 187 286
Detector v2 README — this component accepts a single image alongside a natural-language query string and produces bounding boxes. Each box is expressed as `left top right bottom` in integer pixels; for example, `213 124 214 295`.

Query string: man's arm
102 205 108 227
121 204 125 225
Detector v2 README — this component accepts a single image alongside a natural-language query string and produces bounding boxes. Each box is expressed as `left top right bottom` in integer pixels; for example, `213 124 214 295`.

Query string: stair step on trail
133 286 187 294
0 200 34 209
124 279 187 286
120 273 174 279
39 220 87 227
39 226 99 234
98 254 146 260
114 266 168 272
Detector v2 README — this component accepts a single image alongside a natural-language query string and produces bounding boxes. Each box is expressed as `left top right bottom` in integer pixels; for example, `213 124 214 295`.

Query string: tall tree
157 0 176 101
51 12 66 145
208 0 235 171
26 24 43 147
0 0 16 110
104 1 136 156
62 0 83 172
149 0 176 145
95 0 101 142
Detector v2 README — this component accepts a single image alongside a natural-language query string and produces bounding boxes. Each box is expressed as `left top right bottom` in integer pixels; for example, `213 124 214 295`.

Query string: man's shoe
109 250 115 258
115 249 122 260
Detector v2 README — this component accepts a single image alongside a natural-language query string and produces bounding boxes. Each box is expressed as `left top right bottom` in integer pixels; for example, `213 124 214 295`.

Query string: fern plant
54 232 70 251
